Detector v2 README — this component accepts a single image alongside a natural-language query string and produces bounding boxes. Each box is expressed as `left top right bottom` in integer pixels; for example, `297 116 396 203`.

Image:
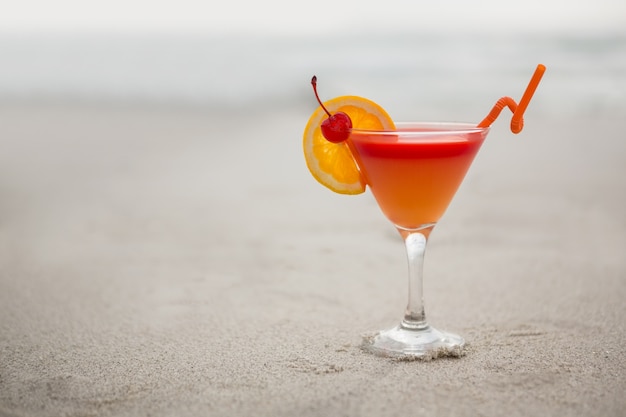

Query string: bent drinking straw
478 64 546 133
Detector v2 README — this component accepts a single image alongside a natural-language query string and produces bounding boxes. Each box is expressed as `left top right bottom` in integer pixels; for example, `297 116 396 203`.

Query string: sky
1 0 625 36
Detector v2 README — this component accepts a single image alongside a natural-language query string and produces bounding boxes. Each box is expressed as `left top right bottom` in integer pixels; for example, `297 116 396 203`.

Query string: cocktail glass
348 122 490 359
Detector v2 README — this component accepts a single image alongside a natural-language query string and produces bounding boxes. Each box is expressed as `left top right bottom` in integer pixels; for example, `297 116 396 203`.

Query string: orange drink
349 123 488 230
302 66 544 359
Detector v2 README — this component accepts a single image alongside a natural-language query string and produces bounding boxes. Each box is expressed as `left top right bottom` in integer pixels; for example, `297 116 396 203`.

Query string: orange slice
303 96 395 194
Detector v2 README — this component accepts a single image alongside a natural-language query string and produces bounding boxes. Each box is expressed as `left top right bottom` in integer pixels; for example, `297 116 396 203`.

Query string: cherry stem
311 76 332 118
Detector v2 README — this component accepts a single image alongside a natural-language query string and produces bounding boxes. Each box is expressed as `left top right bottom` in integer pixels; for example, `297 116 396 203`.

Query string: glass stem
399 226 434 331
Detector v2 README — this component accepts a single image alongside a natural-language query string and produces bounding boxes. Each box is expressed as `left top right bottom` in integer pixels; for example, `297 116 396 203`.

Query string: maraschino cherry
311 76 352 143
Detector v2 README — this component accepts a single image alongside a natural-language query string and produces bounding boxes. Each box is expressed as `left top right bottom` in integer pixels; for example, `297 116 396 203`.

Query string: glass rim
350 122 490 136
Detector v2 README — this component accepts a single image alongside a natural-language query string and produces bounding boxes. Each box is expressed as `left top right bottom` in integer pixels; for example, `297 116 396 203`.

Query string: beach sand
0 100 625 416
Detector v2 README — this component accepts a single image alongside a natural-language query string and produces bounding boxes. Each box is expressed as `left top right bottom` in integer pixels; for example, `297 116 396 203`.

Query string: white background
1 0 625 35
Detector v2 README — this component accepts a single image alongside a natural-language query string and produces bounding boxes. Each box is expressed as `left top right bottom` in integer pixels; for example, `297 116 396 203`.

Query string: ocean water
0 31 624 120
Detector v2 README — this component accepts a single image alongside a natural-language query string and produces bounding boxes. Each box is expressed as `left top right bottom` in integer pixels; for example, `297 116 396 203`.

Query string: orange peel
303 96 395 194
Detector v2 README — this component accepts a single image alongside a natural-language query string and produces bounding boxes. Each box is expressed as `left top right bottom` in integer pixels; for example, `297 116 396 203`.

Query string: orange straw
478 64 546 134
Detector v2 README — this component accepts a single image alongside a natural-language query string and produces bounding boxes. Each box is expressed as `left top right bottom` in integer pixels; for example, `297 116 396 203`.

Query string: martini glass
348 122 490 359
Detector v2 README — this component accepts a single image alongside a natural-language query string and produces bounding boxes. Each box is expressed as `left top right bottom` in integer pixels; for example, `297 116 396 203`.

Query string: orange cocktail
302 65 545 359
349 123 488 230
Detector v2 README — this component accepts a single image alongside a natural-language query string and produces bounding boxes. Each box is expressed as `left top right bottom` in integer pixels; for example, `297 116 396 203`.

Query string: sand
0 100 625 417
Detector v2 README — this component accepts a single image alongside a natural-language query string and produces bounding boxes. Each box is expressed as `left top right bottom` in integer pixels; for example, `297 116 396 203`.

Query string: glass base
362 323 465 360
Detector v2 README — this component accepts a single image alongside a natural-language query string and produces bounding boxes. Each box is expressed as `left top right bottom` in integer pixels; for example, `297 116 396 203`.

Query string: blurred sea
0 31 624 120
